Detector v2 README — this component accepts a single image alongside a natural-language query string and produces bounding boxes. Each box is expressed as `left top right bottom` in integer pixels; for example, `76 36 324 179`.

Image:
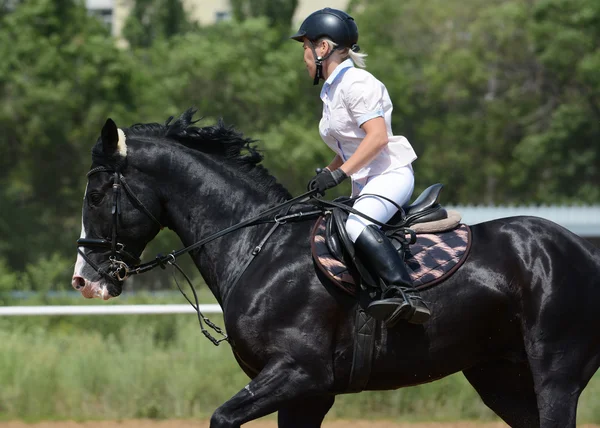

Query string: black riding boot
354 225 431 327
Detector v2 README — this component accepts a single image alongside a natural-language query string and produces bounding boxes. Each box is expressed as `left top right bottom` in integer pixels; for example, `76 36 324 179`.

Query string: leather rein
76 167 414 345
76 166 322 345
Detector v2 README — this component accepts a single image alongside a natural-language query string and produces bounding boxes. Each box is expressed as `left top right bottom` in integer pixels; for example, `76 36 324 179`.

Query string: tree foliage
354 0 599 204
230 0 298 33
122 0 195 48
0 0 598 285
0 0 137 269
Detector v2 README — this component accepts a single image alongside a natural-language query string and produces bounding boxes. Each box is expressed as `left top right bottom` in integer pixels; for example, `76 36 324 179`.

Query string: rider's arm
325 155 343 172
339 117 388 176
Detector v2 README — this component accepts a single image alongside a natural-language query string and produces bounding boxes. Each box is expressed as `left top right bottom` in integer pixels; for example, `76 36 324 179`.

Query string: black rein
77 166 321 345
76 167 415 346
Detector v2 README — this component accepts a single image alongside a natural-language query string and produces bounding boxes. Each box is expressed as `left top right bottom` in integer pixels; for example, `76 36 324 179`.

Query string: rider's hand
307 168 326 189
307 168 348 195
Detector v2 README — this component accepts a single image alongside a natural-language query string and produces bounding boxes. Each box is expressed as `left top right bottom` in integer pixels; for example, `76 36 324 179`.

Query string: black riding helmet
290 8 360 85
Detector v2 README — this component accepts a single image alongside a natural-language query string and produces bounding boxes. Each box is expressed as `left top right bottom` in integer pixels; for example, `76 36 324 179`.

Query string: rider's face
303 39 328 79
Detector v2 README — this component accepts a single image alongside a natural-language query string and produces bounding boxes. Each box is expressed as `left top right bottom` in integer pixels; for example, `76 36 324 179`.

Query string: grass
1 294 600 423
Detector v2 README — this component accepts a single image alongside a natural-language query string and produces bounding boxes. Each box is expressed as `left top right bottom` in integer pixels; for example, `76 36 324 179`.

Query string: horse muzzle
71 275 115 300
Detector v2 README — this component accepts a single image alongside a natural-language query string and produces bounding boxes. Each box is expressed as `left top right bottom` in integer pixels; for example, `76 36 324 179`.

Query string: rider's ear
319 39 329 55
101 118 119 155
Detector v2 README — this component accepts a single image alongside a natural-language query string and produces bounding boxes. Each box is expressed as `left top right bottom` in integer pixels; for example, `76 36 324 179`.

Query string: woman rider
290 8 431 326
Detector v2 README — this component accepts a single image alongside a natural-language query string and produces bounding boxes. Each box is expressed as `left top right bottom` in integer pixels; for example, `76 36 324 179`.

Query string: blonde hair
319 38 368 68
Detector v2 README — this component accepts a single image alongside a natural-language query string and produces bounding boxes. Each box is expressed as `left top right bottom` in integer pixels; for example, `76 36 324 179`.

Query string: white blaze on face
73 216 88 278
71 127 127 300
73 184 89 278
72 184 111 300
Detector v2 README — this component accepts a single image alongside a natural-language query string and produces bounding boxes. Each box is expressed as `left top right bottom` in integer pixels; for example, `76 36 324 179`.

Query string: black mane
128 108 257 161
107 108 291 200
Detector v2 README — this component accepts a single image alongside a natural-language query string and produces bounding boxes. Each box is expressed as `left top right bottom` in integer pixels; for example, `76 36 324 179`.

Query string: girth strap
348 308 376 392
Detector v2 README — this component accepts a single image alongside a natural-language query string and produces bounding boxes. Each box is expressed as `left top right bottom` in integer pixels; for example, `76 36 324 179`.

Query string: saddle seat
397 183 449 227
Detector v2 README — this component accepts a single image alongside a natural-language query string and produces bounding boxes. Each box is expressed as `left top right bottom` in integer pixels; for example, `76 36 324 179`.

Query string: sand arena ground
2 421 600 428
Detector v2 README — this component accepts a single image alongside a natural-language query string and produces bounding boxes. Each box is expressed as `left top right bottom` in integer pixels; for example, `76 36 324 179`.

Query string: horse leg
209 356 333 428
525 341 600 428
521 273 600 426
277 395 335 427
463 359 539 427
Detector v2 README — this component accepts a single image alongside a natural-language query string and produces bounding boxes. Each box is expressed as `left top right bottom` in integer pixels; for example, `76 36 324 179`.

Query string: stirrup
403 289 431 325
366 285 411 322
366 297 411 323
368 286 431 327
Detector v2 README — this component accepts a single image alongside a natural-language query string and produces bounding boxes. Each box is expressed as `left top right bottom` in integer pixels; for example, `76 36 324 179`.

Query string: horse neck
155 148 289 305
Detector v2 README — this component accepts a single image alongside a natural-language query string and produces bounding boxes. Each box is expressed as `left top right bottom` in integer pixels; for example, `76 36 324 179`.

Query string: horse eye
87 192 105 206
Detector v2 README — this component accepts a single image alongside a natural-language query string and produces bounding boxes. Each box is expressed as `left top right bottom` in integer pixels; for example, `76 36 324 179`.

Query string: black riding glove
307 168 348 195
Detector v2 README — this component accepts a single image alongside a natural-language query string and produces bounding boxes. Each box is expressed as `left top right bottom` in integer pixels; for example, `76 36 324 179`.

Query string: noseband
77 166 163 282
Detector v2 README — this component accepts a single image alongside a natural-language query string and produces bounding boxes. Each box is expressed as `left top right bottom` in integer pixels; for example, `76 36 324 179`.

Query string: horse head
72 108 292 303
72 117 164 299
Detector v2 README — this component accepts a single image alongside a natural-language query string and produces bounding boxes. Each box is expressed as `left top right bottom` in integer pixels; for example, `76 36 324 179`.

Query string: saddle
312 184 471 296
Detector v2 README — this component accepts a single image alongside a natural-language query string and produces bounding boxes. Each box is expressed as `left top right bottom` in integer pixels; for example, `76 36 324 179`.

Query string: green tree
0 0 138 269
354 0 599 204
122 0 195 48
130 17 327 193
230 0 298 34
510 0 600 203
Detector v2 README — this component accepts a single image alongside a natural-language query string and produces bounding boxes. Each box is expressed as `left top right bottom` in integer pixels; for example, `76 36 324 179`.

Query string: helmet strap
309 41 337 86
314 57 323 85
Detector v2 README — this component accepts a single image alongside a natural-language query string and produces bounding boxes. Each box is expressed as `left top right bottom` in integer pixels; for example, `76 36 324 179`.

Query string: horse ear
101 118 119 154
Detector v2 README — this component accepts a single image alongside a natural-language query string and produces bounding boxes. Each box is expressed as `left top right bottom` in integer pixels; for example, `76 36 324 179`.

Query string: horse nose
72 275 86 290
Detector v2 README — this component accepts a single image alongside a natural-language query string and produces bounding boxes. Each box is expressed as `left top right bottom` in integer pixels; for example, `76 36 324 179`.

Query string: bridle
77 166 322 284
75 165 322 345
77 166 164 283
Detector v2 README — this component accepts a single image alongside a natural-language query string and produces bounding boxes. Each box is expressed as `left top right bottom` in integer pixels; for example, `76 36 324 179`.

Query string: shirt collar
320 59 354 99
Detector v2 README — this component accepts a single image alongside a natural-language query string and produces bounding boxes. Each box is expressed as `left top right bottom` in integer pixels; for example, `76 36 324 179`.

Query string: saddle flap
325 213 345 262
332 208 354 259
325 208 378 288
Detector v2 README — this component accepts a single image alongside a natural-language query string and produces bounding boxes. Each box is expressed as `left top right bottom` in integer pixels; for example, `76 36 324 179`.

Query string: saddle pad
311 217 472 296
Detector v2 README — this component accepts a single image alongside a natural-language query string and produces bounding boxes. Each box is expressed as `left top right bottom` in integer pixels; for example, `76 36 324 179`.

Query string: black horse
72 110 600 428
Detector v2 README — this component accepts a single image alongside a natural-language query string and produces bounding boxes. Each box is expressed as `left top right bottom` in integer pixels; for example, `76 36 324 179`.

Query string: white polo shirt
319 59 417 180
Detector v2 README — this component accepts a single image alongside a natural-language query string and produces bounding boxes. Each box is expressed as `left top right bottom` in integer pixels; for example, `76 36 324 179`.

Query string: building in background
86 0 349 39
452 205 600 247
86 0 113 31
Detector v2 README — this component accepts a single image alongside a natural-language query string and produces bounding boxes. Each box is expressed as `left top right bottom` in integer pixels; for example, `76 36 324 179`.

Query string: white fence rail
0 304 222 316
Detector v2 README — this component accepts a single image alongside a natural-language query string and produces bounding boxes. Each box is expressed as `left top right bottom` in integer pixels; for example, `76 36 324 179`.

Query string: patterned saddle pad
311 217 472 296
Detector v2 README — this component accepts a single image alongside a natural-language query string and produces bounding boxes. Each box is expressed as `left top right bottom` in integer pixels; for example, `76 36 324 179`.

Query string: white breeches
346 166 415 243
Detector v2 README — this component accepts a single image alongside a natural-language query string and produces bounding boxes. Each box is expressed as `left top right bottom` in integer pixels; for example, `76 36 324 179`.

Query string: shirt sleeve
344 75 385 127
